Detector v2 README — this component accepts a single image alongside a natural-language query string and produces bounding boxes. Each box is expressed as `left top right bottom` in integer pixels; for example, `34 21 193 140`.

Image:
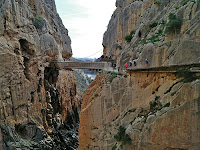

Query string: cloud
55 0 116 58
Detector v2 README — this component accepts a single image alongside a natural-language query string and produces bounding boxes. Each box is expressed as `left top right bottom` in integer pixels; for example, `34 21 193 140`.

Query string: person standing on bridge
145 59 148 67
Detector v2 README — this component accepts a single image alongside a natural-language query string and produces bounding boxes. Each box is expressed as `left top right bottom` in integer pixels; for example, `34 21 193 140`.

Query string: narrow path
126 63 200 73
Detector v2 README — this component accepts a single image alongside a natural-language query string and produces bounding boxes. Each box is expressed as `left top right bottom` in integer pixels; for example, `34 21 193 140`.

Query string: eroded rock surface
0 0 79 149
79 72 200 150
103 0 200 69
79 0 200 149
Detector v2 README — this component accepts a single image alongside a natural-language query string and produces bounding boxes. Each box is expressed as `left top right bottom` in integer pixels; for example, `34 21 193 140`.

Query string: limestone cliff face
79 0 200 149
0 0 79 149
79 72 200 150
103 0 200 69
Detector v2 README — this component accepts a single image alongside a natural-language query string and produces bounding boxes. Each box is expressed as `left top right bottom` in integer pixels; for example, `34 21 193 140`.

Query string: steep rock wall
0 0 79 149
103 0 200 69
79 0 200 149
79 72 200 150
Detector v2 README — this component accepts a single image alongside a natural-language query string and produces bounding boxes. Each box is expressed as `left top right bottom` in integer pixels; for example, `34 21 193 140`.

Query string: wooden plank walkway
53 61 200 73
54 61 113 71
126 63 200 73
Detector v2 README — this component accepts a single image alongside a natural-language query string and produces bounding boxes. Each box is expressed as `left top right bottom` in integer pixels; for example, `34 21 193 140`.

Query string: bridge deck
55 61 113 71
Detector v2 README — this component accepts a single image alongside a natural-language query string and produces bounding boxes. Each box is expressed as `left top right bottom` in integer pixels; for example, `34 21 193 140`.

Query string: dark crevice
4 17 6 31
30 91 34 103
14 48 20 55
8 86 15 116
43 66 79 149
138 31 142 38
44 66 61 115
19 39 35 81
37 78 42 93
15 124 27 137
23 56 31 80
37 69 41 76
44 66 59 86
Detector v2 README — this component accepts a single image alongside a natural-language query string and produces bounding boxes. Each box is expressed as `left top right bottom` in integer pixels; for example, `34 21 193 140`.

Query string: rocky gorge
0 0 200 150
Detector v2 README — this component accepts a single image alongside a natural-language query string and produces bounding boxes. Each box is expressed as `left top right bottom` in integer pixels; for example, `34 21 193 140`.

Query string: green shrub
130 30 135 36
150 98 162 112
165 13 183 34
156 29 163 36
149 21 165 29
176 6 181 10
112 144 117 150
114 126 132 145
95 94 99 97
125 35 133 42
33 16 44 29
145 29 163 44
124 75 128 78
149 22 158 28
182 0 196 6
164 102 170 107
155 96 160 101
111 72 118 76
159 20 166 25
125 30 135 42
154 0 161 5
147 36 160 43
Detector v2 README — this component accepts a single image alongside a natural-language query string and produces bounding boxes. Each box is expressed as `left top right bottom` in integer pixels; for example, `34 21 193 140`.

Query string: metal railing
55 61 108 70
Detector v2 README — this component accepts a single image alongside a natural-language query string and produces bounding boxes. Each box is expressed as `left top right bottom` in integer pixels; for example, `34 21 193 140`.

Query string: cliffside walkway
54 61 117 72
53 61 200 73
126 63 200 73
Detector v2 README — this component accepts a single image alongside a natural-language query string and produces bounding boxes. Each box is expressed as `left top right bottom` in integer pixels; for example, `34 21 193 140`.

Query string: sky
55 0 116 58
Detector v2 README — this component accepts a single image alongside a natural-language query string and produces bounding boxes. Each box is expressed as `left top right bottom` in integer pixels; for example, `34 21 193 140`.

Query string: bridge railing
55 61 107 70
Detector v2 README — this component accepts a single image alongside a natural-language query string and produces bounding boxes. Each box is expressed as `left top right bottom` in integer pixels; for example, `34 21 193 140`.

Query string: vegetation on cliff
165 13 183 34
33 16 44 29
113 126 132 148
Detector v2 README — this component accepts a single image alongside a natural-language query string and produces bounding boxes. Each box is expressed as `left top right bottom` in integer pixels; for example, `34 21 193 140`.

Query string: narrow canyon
0 0 200 150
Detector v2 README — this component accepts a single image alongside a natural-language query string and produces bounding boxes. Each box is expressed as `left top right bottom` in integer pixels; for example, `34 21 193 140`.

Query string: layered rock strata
0 0 79 149
79 0 200 149
103 0 200 69
79 72 200 150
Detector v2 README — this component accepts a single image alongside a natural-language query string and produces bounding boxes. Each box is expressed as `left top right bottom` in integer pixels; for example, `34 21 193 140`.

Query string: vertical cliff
103 0 200 69
79 0 200 149
79 71 200 150
0 0 80 149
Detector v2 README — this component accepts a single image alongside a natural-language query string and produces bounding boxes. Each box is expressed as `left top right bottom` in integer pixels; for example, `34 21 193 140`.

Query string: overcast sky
55 0 116 58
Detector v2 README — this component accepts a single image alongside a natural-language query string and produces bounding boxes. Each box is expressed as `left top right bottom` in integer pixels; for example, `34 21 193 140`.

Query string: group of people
125 59 148 68
100 55 112 60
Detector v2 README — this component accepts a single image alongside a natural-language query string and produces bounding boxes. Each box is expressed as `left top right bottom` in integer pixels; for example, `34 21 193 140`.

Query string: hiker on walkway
133 60 137 66
125 63 128 68
145 59 148 67
129 61 132 67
